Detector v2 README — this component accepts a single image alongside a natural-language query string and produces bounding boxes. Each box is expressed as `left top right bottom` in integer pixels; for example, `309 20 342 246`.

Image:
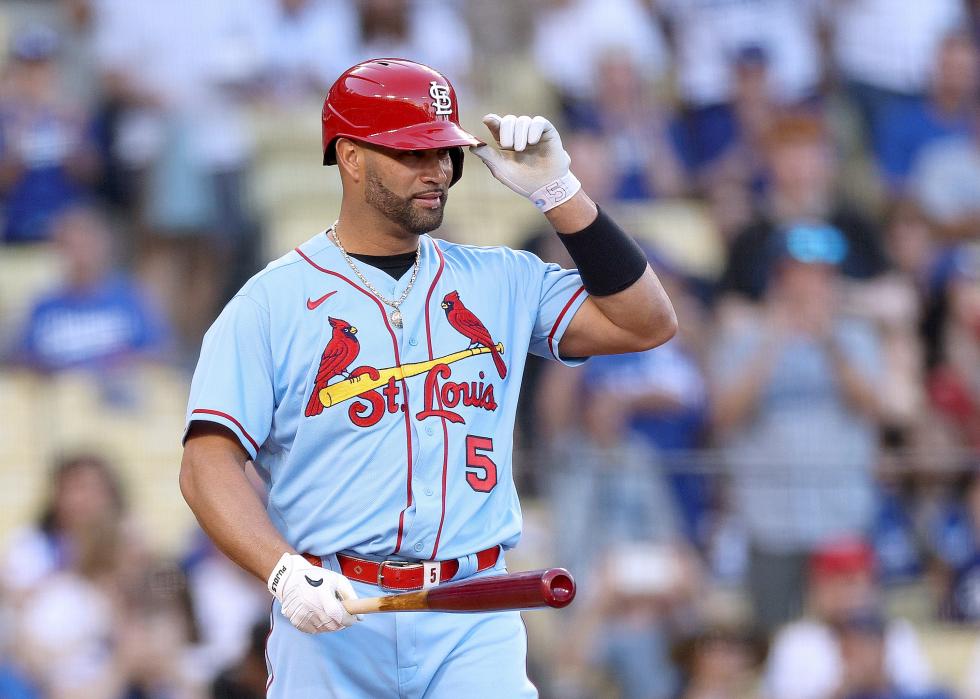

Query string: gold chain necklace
329 221 420 329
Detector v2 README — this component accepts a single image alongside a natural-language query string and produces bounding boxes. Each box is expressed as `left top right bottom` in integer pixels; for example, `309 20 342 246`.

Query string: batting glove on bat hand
471 114 581 212
267 553 360 633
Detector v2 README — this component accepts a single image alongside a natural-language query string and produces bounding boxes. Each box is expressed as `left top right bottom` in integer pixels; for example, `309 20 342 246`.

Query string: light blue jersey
186 231 587 562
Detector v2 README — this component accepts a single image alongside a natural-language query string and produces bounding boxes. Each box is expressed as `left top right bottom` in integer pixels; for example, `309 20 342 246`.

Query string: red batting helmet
321 58 482 186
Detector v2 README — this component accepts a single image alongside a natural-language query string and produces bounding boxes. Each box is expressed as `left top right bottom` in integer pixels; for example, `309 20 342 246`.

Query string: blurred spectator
674 45 780 190
558 543 698 699
711 225 882 630
910 103 980 240
763 539 934 699
538 366 682 578
567 49 686 201
0 453 198 696
870 470 923 587
256 0 359 104
926 244 980 451
873 31 978 191
353 0 472 83
842 203 931 440
182 531 271 681
926 468 980 622
833 610 952 699
1 453 126 597
13 205 172 373
93 0 265 349
660 0 821 109
15 526 195 697
575 259 710 543
211 620 269 699
0 24 101 244
673 621 768 699
828 0 966 137
719 115 888 303
531 0 669 123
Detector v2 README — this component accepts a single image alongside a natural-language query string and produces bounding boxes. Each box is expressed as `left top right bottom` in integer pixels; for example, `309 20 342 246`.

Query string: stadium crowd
4 0 980 697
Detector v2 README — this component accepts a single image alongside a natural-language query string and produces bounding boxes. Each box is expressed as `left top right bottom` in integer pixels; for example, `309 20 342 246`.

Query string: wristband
556 207 648 296
529 171 581 212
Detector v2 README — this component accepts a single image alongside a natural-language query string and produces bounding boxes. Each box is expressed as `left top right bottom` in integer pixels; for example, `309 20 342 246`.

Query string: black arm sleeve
555 207 648 296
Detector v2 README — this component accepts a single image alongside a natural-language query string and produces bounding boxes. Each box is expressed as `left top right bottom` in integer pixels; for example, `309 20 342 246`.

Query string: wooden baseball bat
343 568 576 615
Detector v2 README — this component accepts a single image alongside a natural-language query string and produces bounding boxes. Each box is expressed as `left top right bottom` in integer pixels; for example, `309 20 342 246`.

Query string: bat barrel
425 568 577 613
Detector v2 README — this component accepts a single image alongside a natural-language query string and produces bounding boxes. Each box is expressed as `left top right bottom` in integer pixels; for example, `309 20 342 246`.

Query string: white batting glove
470 114 582 212
267 553 360 634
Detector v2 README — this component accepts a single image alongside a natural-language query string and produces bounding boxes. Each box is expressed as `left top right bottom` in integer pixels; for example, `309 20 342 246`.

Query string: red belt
303 546 500 592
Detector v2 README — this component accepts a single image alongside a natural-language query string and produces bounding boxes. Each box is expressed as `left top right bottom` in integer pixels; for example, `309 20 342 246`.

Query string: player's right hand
471 114 582 212
267 552 360 633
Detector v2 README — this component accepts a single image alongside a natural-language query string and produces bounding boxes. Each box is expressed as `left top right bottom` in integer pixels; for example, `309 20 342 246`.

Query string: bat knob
541 568 576 608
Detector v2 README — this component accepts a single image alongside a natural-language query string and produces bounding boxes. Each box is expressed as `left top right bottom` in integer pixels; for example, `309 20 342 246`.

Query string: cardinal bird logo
441 291 506 379
305 317 360 417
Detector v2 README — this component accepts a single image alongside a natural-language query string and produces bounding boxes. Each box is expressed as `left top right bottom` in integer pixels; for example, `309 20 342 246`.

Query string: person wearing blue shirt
15 206 171 372
0 25 100 244
874 32 977 190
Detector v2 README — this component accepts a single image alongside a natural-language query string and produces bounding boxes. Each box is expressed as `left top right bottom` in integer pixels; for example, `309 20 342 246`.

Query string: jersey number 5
465 435 497 493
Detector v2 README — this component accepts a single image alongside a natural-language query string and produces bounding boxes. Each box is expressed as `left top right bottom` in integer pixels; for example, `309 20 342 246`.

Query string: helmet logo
429 81 453 116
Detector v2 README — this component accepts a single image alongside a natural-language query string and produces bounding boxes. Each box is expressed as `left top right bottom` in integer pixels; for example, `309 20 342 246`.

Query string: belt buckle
377 560 422 592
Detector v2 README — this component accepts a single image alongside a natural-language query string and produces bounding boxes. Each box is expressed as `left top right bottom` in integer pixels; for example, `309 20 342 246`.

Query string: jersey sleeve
521 252 589 365
184 294 274 459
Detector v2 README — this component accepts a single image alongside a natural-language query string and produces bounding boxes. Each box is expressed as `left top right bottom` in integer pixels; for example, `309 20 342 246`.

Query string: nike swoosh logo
307 291 337 310
305 575 324 587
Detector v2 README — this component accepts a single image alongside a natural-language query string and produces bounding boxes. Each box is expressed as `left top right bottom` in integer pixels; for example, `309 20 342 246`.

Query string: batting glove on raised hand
267 553 360 634
470 114 581 212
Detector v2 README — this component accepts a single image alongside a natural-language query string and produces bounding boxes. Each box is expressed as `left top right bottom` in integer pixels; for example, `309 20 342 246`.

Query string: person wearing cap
0 24 100 244
180 58 678 697
711 224 882 632
763 538 937 699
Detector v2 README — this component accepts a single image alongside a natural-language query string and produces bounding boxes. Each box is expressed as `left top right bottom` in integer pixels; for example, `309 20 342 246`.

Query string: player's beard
365 171 446 235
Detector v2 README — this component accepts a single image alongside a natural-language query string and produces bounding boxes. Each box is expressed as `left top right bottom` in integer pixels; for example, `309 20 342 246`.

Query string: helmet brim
367 120 483 152
324 121 483 165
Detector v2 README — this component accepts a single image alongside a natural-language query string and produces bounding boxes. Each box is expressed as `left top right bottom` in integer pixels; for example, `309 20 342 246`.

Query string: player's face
362 145 452 235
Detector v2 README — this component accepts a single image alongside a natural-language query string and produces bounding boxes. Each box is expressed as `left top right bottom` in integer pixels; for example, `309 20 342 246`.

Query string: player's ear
335 138 363 183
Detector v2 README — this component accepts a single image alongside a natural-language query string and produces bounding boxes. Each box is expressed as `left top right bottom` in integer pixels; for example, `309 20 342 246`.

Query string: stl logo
429 81 453 116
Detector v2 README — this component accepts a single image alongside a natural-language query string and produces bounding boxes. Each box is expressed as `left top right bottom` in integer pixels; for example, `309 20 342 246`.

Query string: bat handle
344 597 382 615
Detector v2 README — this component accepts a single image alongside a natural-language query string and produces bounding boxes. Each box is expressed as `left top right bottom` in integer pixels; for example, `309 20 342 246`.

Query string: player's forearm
180 434 292 582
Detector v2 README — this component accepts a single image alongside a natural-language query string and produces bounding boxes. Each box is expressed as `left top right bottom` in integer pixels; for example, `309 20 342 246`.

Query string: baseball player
180 58 677 697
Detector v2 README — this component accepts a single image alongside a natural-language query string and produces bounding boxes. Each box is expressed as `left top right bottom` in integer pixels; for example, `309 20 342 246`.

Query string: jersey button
425 487 434 496
409 336 419 346
425 424 434 436
413 542 424 553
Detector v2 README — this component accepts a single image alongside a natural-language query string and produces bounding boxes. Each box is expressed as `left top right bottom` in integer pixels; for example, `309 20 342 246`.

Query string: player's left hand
470 114 582 212
267 553 361 634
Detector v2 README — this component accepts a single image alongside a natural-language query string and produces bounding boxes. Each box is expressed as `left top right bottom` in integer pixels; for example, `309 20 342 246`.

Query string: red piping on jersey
423 241 451 559
547 285 586 360
295 244 415 553
190 409 260 453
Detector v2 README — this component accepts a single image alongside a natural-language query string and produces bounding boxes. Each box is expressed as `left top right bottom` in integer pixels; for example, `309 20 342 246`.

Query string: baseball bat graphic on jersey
342 568 576 615
316 342 504 409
